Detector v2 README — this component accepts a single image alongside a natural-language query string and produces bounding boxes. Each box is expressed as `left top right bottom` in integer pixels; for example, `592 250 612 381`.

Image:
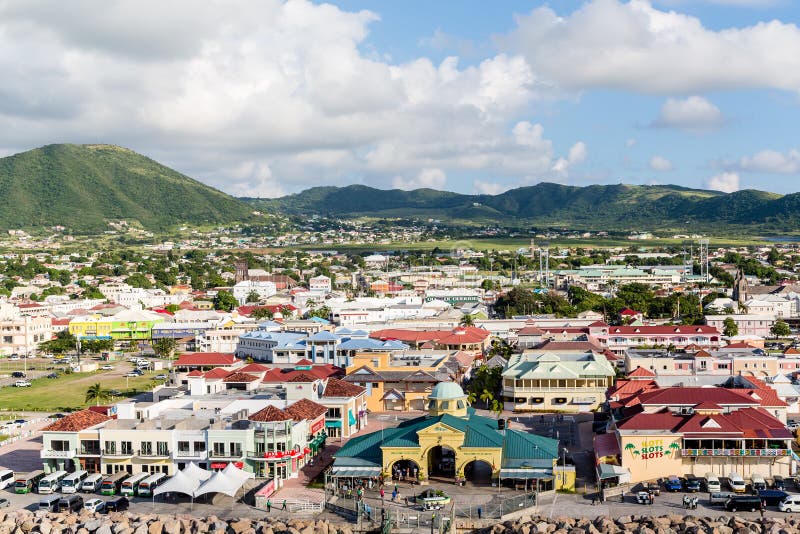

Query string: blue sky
0 0 799 196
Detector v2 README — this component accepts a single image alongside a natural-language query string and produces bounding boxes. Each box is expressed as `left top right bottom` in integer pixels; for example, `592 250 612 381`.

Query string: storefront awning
499 468 552 480
348 410 356 426
330 466 382 477
598 463 631 481
326 420 342 428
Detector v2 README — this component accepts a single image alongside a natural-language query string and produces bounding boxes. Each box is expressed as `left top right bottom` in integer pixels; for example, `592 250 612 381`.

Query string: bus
120 472 149 496
100 471 130 496
38 471 68 494
81 473 103 493
136 472 166 497
61 470 88 494
15 470 45 494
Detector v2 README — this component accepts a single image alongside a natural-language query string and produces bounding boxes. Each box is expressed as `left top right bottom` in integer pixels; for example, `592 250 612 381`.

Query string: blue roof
307 331 339 341
338 338 409 351
309 317 331 324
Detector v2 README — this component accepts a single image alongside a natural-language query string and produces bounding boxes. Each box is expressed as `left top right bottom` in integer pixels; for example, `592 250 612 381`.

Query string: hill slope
246 183 800 232
0 144 252 232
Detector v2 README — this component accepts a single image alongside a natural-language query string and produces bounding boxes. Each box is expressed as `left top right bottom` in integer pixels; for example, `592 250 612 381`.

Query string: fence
450 491 537 520
0 417 53 448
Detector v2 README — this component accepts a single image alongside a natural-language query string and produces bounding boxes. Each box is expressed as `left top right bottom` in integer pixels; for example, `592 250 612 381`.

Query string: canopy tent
153 469 200 497
194 471 247 498
597 464 631 483
222 462 254 484
183 462 212 482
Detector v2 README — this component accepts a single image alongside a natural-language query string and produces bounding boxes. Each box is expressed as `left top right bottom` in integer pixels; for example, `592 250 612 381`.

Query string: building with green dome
330 382 571 489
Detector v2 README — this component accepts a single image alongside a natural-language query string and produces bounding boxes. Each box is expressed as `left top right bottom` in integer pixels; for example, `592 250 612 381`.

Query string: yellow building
344 351 459 413
331 383 571 490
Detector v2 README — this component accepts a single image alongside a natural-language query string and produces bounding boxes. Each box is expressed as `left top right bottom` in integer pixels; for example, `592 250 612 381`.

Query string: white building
232 280 277 305
309 275 332 293
0 302 51 355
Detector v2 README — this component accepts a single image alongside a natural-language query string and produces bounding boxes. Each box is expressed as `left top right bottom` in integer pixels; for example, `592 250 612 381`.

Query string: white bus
81 473 104 493
60 470 88 494
0 470 14 490
121 472 150 496
137 472 167 497
38 471 68 494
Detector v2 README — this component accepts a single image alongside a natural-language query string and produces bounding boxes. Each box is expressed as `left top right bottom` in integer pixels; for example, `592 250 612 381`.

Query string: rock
83 521 103 532
96 526 112 534
161 520 180 534
227 521 251 534
147 521 163 534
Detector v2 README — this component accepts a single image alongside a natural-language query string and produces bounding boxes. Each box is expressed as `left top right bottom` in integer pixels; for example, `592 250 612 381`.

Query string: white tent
183 462 212 482
153 469 200 497
193 471 245 498
222 462 254 483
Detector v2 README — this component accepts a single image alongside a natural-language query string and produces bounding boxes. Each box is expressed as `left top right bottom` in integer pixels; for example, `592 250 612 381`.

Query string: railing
102 449 133 457
138 449 171 458
175 450 207 458
209 451 243 459
79 449 102 456
40 448 76 458
681 448 789 457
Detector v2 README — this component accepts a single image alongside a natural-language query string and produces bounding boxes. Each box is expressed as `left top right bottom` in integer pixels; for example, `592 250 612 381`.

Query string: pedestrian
282 499 287 510
266 499 272 512
760 499 766 519
380 488 385 502
682 495 688 509
392 488 398 502
364 504 371 521
477 506 482 519
404 496 409 507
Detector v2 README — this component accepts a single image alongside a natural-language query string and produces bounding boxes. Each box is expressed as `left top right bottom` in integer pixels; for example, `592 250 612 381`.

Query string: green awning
330 466 382 477
348 410 356 425
499 468 552 480
326 420 342 428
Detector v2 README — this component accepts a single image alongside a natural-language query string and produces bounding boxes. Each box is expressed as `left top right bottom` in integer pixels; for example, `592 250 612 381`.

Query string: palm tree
490 399 503 418
85 383 106 406
459 314 474 327
467 391 477 406
479 389 494 409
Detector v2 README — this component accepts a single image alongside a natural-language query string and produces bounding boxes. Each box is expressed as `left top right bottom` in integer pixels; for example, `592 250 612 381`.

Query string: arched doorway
428 445 456 478
391 459 420 481
463 460 493 485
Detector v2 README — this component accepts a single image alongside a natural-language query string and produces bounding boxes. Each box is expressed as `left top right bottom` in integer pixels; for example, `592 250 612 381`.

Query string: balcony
102 449 133 457
175 450 207 459
681 448 790 457
137 449 171 459
79 449 102 457
40 448 76 459
209 450 244 460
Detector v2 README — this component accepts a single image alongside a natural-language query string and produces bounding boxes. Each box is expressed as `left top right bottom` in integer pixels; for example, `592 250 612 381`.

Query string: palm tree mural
624 443 639 458
668 442 681 456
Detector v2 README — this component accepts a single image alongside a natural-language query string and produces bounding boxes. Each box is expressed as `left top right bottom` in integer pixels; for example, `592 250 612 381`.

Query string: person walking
477 506 482 519
392 488 398 502
380 487 385 503
282 499 287 510
266 499 272 512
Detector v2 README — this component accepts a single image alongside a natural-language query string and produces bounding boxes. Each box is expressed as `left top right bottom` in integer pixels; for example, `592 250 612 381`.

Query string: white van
779 494 800 513
81 473 103 493
38 495 61 512
728 472 746 493
751 474 766 491
705 473 721 493
0 470 14 490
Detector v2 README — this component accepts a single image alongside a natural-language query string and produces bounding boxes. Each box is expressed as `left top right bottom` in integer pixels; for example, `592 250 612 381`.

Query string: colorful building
68 307 166 342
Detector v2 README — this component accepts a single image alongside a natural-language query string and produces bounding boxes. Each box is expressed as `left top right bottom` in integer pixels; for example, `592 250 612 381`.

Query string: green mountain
246 183 800 232
0 144 252 232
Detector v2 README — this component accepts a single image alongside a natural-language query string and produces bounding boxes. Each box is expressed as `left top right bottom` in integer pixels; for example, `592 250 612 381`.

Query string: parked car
125 372 139 378
787 421 800 432
8 355 19 361
46 373 59 379
779 495 800 513
50 413 65 419
11 371 25 378
709 492 736 505
646 482 660 496
108 390 122 396
664 476 682 492
636 491 652 504
725 495 763 512
758 489 790 506
14 419 27 425
685 478 701 492
100 365 113 371
155 374 167 380
0 498 9 508
14 380 31 387
773 476 786 490
104 497 129 512
84 498 105 513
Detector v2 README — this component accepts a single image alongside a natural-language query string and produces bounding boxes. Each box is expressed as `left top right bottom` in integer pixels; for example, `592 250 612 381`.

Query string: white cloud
649 155 674 172
552 141 587 174
626 138 637 148
473 180 511 195
501 0 800 94
0 0 593 196
705 172 740 193
652 96 724 132
739 149 800 174
392 168 447 190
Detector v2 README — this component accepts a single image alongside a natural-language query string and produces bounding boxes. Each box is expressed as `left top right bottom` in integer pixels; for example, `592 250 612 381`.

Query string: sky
1 0 800 197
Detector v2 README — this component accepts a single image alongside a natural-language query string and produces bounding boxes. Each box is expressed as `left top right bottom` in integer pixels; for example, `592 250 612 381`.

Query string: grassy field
0 370 162 412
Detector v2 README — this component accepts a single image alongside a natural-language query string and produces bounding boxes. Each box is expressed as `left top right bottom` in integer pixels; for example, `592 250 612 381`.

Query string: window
327 408 341 419
140 442 153 455
120 441 132 455
178 441 190 453
213 442 225 456
229 442 242 457
193 441 206 452
104 441 116 454
157 442 169 456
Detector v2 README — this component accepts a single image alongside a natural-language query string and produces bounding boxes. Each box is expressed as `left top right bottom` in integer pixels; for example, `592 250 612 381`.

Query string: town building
0 302 51 355
705 314 776 338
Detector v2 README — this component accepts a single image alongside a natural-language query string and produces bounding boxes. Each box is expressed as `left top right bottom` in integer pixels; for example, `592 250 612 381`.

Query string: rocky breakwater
474 514 800 534
0 510 355 534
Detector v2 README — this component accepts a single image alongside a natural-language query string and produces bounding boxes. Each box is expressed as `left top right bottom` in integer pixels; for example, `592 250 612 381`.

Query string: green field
0 371 161 412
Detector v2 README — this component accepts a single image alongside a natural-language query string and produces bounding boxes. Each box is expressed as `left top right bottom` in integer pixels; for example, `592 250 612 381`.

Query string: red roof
187 370 204 377
589 321 609 327
223 372 259 383
370 327 490 345
724 342 757 348
261 364 342 383
42 409 112 432
627 367 656 378
619 308 640 316
239 363 269 374
249 405 292 422
323 378 365 398
285 398 327 421
638 387 759 407
295 359 313 366
784 348 800 355
175 352 238 367
517 326 545 336
621 407 790 438
594 433 620 461
204 368 232 380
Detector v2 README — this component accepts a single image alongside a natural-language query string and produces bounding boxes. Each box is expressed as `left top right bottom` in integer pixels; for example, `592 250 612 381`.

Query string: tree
153 338 177 359
723 317 739 338
213 290 238 312
82 339 114 353
771 319 791 338
125 273 152 289
250 307 274 320
85 383 107 406
164 304 180 313
459 314 475 327
246 290 261 303
307 305 331 320
40 330 77 355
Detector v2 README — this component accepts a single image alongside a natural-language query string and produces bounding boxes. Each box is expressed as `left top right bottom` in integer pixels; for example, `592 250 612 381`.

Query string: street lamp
561 448 568 489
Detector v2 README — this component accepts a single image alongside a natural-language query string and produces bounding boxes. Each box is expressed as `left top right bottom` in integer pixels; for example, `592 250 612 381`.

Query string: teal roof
429 382 466 400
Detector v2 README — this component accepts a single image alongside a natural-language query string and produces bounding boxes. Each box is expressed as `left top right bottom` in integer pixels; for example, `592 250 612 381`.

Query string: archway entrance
463 460 493 485
428 445 456 478
391 459 420 482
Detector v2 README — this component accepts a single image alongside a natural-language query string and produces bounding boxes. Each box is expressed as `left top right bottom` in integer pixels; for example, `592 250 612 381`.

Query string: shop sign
624 439 681 460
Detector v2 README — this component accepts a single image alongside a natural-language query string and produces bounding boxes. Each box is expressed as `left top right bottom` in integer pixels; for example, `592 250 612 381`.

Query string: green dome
429 382 465 400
